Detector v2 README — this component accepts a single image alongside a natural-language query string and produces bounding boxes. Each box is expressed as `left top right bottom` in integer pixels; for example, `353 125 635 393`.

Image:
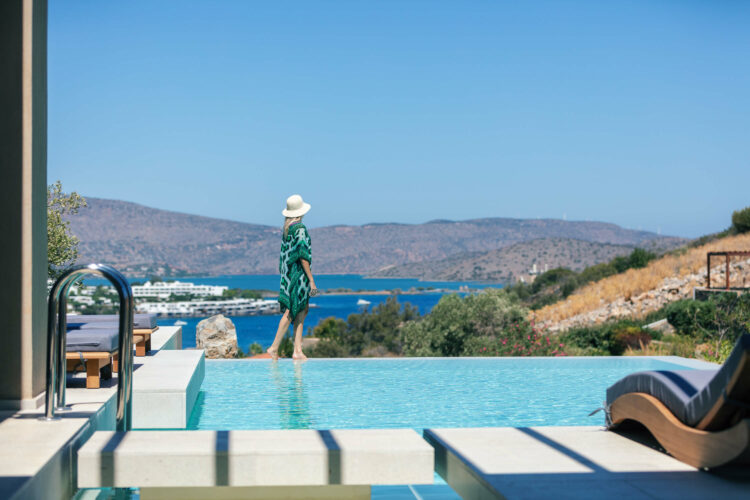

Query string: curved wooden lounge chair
606 333 750 469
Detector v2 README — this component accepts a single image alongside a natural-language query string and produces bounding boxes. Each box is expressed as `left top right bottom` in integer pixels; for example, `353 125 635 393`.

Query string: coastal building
136 298 279 317
131 281 228 298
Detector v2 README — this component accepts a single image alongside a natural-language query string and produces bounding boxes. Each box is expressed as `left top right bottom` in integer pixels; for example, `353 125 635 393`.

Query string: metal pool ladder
42 264 134 431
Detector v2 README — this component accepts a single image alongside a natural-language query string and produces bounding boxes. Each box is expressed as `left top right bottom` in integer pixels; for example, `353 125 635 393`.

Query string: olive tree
732 206 750 234
47 181 87 279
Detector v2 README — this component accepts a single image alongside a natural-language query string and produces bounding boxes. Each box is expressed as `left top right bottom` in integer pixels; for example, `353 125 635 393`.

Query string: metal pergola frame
706 251 750 290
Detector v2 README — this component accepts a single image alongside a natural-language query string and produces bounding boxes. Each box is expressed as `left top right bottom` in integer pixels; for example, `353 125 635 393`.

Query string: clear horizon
49 1 750 238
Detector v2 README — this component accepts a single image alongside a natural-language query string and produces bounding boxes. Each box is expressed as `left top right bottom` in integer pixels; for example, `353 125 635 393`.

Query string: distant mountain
368 238 659 282
66 197 688 280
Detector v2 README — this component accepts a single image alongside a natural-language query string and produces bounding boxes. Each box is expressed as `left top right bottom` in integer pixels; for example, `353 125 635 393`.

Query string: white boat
174 320 188 326
356 299 371 306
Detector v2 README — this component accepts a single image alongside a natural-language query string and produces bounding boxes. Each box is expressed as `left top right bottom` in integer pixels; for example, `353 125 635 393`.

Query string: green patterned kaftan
278 222 312 320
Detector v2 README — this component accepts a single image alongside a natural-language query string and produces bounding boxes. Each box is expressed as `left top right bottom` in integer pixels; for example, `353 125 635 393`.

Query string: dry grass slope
534 233 750 323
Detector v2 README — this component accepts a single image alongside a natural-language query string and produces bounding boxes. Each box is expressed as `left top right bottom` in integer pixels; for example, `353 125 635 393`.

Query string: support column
0 0 48 410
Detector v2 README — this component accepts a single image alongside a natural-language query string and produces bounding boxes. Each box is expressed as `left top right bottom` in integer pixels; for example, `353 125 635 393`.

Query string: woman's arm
300 259 317 294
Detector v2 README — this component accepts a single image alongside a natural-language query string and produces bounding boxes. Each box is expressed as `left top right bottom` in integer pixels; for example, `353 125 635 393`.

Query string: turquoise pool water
188 357 691 430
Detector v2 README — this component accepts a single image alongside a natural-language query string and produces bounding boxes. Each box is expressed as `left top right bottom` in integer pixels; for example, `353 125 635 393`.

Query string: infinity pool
188 357 694 430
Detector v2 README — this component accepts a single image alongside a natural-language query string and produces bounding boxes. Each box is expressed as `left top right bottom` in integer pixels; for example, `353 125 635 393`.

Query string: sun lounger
66 329 120 389
67 313 157 330
66 328 147 389
67 313 159 356
606 333 750 469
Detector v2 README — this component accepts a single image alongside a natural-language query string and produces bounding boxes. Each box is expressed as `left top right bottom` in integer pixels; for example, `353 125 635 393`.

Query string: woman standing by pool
267 194 319 361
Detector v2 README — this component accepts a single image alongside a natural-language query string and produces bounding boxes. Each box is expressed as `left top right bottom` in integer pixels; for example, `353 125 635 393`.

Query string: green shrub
48 181 87 279
707 293 750 344
665 294 750 347
528 293 561 310
279 336 294 357
732 206 750 233
402 289 531 356
560 280 577 298
578 262 617 284
531 268 577 294
699 339 735 364
611 326 652 355
313 317 348 339
307 339 348 358
664 300 716 336
688 228 734 248
249 342 264 355
628 248 657 269
611 255 630 274
307 297 420 356
560 324 613 355
503 247 659 313
560 320 654 355
612 248 656 273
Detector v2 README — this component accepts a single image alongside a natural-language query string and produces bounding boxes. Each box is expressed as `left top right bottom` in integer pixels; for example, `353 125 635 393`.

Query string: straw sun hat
282 194 311 217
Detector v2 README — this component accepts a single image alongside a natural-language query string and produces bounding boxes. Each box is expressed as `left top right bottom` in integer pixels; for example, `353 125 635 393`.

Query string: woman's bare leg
267 310 291 361
292 306 309 361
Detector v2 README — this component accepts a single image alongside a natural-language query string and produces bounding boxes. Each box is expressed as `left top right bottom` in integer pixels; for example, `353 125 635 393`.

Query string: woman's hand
310 288 320 297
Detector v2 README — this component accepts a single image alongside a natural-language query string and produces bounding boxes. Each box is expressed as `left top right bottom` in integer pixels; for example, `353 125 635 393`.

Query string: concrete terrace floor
425 425 750 499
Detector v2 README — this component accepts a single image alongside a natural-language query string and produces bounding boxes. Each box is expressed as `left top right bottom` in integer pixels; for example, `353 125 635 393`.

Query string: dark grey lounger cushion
66 313 157 330
607 370 716 425
607 333 750 428
66 328 119 352
686 333 750 429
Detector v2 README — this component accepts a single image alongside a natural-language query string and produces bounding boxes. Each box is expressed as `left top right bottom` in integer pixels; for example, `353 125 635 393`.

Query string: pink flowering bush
402 289 566 356
463 321 563 357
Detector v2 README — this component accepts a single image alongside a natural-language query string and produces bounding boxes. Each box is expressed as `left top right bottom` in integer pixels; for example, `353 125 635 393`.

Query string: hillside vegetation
533 232 750 325
367 238 682 283
504 247 659 310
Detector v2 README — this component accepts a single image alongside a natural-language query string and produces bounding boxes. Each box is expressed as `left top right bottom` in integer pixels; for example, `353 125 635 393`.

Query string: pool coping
203 355 720 368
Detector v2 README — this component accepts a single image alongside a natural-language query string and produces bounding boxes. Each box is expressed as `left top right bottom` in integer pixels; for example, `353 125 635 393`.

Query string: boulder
196 314 238 359
644 318 676 335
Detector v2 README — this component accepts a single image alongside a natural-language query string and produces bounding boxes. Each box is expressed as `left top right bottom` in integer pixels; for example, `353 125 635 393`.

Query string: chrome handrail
43 264 134 431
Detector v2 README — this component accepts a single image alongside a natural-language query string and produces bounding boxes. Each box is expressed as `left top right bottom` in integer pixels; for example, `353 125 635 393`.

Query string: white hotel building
132 281 228 298
136 298 280 317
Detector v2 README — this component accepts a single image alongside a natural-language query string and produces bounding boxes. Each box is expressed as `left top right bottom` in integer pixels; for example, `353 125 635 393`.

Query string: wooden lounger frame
609 392 750 469
134 325 159 356
66 352 112 389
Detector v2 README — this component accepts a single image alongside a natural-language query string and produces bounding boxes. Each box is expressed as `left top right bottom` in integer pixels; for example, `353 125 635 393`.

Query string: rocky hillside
67 197 687 277
369 238 673 283
534 233 750 331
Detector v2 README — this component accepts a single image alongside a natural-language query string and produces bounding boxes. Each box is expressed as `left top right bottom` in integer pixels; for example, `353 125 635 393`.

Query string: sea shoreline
121 272 505 287
320 289 460 296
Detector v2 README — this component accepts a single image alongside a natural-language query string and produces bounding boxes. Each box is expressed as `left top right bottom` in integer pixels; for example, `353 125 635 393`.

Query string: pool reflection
271 362 313 429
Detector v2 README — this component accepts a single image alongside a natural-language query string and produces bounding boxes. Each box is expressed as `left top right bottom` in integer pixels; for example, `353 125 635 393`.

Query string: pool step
78 429 434 498
424 426 750 499
132 349 204 429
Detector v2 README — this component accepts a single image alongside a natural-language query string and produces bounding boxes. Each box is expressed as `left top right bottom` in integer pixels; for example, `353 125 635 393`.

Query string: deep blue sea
177 274 502 293
80 274 503 351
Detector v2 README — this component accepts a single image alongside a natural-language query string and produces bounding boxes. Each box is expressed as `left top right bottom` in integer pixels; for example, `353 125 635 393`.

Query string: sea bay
180 274 503 292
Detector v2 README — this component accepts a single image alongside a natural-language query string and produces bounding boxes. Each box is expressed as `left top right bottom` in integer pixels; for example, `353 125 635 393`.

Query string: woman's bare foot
292 350 307 361
266 347 279 361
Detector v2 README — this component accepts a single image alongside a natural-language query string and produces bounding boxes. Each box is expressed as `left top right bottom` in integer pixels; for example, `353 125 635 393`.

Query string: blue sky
49 1 749 237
